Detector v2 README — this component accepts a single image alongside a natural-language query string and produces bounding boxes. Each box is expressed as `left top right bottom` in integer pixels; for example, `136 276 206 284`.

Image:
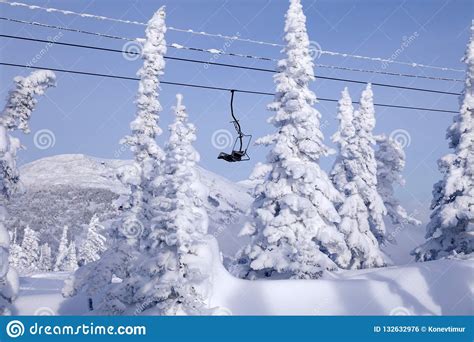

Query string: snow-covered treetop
332 87 355 146
354 83 375 137
0 70 56 133
173 93 186 119
282 0 314 79
0 70 56 200
260 0 331 162
166 93 199 167
123 6 167 164
448 22 473 151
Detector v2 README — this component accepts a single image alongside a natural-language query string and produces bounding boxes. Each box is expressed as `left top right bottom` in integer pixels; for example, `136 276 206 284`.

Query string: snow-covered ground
14 238 473 315
8 154 473 316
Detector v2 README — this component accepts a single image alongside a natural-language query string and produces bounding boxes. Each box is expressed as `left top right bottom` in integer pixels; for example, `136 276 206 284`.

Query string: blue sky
0 0 472 217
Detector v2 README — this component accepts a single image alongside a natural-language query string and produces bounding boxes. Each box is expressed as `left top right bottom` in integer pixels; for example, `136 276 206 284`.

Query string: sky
0 0 472 221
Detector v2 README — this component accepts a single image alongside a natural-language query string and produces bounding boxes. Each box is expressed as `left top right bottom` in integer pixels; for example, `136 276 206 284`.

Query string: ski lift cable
0 62 459 114
0 17 464 83
0 1 465 73
0 34 462 97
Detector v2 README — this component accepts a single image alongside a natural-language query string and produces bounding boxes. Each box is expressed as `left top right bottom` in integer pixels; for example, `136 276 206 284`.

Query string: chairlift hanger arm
217 90 252 162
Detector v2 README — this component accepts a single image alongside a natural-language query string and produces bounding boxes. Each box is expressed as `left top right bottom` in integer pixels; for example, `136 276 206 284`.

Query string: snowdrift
14 237 473 316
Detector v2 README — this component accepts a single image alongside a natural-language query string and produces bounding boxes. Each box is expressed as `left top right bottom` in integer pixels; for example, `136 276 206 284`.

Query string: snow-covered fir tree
350 84 387 245
413 25 474 261
78 215 106 266
8 242 22 270
19 226 40 271
0 70 56 133
66 241 78 272
330 87 356 193
127 94 209 315
38 243 52 271
63 7 168 311
330 88 386 269
375 135 421 232
54 225 69 271
0 70 55 314
236 0 350 279
100 94 211 315
116 5 167 245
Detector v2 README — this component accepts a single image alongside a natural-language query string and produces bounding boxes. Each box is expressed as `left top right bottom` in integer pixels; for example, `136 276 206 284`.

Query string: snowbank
14 237 473 316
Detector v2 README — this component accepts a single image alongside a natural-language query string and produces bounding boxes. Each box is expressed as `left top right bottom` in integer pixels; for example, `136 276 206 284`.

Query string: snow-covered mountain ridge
9 154 251 256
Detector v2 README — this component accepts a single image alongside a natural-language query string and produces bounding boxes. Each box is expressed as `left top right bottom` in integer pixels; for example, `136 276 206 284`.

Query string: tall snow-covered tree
66 241 78 272
63 7 168 311
100 94 211 315
330 87 356 193
236 0 349 280
413 25 474 261
19 226 40 271
330 88 386 269
113 5 167 254
54 225 69 271
350 84 387 245
375 135 421 231
0 70 55 314
78 215 106 266
38 243 52 271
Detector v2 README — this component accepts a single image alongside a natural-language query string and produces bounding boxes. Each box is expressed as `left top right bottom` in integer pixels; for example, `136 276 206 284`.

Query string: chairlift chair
217 90 252 162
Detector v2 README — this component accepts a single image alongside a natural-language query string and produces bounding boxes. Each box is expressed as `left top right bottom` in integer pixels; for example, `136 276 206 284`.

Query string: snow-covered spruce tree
65 241 78 272
54 225 69 271
78 215 106 266
237 0 349 280
413 26 474 261
38 243 52 271
375 135 421 232
116 5 167 248
349 84 387 245
1 70 56 133
8 242 22 270
330 88 386 269
101 94 210 315
0 70 55 314
63 7 168 311
19 226 40 271
330 87 356 193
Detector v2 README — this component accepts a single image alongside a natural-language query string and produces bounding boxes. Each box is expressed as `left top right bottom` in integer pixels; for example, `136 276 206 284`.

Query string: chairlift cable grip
230 90 244 151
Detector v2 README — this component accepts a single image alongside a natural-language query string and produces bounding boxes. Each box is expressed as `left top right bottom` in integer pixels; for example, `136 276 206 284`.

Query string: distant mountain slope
8 154 251 257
